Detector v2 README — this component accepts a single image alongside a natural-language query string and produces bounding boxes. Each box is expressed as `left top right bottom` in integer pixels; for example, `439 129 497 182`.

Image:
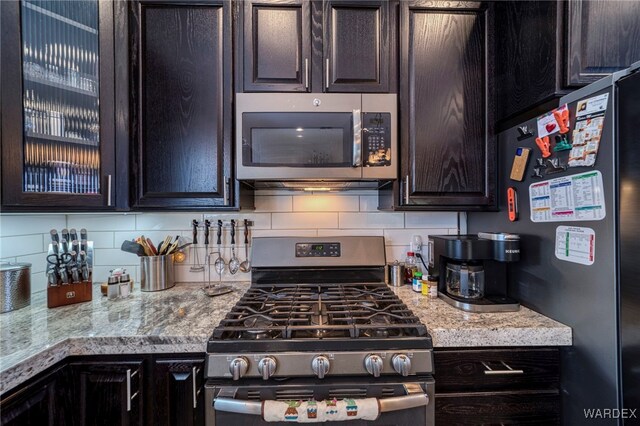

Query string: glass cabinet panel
21 0 100 194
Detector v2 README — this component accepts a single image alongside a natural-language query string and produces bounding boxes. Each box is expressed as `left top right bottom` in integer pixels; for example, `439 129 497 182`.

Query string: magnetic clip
531 158 546 178
544 158 567 175
535 136 551 158
553 108 570 134
517 125 534 141
553 134 572 152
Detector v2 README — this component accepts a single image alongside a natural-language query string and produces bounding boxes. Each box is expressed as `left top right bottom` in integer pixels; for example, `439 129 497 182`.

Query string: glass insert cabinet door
21 0 100 194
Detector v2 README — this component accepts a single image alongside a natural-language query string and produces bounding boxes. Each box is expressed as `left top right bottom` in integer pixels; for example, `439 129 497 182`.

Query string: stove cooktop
207 283 431 353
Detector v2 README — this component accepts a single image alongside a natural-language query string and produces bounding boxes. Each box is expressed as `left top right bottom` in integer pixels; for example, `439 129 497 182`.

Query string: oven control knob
392 354 412 377
364 354 384 378
229 357 249 380
258 357 277 380
311 355 330 379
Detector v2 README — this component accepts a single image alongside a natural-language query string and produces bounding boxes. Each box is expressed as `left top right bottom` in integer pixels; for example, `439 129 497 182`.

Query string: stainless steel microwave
235 93 397 182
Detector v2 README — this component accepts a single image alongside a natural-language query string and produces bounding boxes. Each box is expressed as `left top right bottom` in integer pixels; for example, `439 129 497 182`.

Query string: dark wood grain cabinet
496 0 640 126
71 360 145 426
434 348 561 426
379 1 496 211
0 0 118 211
151 357 205 426
239 0 392 93
128 0 234 209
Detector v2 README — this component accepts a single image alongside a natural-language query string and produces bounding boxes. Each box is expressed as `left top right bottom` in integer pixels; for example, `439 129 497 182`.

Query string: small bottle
119 272 131 298
412 271 423 293
427 275 439 299
421 277 429 296
404 252 417 284
107 275 119 300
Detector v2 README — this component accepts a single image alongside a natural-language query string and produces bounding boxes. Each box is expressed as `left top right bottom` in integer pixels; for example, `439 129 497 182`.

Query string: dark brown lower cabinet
434 348 561 425
71 359 145 426
151 357 206 426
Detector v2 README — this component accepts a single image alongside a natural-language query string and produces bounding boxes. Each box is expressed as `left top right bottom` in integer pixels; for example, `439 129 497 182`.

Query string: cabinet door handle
192 366 198 408
304 58 309 90
107 175 112 207
126 368 140 412
404 175 410 205
223 176 230 205
325 58 330 90
481 361 524 375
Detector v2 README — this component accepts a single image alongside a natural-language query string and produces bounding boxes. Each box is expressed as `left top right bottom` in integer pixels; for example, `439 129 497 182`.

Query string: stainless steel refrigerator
469 62 640 425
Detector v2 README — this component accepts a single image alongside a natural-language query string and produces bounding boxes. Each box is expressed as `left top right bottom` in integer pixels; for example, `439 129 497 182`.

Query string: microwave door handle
352 109 362 167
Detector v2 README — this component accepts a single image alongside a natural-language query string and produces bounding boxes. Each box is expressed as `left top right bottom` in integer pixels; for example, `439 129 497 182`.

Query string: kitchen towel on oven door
263 398 380 422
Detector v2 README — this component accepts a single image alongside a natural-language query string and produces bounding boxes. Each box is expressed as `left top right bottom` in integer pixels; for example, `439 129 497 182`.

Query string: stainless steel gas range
205 236 434 425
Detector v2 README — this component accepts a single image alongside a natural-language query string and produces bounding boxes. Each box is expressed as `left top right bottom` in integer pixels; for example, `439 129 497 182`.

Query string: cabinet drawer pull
304 58 309 90
192 366 198 409
107 174 112 206
223 176 230 205
325 58 330 90
126 369 132 411
481 361 524 375
404 175 410 205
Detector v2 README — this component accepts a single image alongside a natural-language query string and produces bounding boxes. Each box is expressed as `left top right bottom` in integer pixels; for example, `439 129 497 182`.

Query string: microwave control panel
362 113 392 167
296 242 341 257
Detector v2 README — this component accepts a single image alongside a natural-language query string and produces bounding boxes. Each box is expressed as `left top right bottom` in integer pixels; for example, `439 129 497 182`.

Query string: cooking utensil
229 220 240 275
214 220 225 274
146 238 158 255
121 240 146 256
164 235 180 255
239 219 251 273
204 219 211 264
190 219 205 272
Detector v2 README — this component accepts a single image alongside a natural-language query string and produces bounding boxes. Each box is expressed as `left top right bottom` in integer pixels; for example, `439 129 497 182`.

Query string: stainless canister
140 255 175 292
388 261 405 287
1 262 31 313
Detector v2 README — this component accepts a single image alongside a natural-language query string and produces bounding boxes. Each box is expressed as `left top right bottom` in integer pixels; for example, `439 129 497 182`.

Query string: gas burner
242 316 275 340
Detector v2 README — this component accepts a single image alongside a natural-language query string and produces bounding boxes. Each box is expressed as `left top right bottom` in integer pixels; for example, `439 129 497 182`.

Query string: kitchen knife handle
50 229 59 243
80 228 87 241
244 219 249 245
230 220 236 245
69 228 77 242
192 220 199 245
61 228 69 242
204 220 210 246
217 220 222 246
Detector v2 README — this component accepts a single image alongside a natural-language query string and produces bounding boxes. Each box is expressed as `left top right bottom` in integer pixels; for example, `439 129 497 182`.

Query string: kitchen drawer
435 390 560 426
434 348 559 393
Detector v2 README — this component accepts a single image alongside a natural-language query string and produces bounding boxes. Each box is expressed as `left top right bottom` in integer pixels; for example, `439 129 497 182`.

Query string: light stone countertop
0 282 571 395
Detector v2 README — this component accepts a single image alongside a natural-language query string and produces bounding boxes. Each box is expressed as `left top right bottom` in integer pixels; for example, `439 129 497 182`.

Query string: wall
0 192 464 294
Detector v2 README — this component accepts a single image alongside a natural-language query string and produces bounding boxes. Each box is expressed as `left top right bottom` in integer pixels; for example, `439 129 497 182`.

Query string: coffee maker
428 232 521 312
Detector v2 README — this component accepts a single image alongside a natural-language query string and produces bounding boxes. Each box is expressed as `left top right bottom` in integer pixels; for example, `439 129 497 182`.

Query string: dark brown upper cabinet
495 0 640 126
379 1 496 211
0 0 118 211
566 0 640 86
323 1 390 92
242 0 311 92
240 0 393 93
129 0 234 209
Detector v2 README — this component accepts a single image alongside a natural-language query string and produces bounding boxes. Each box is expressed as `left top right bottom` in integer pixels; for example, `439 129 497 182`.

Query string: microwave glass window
251 128 347 166
242 112 354 167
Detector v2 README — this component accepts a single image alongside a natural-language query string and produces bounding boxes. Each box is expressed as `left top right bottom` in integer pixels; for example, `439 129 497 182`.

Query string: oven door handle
213 385 429 416
352 109 362 167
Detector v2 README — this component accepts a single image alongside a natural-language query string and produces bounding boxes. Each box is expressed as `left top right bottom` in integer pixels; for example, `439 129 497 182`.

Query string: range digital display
295 242 341 257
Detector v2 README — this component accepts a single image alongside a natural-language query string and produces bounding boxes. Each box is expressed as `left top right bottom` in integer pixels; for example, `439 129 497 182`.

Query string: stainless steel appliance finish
468 63 640 423
205 236 433 425
235 93 397 183
0 262 31 313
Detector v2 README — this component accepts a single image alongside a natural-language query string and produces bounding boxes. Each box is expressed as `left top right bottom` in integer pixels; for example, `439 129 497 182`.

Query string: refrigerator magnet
554 226 595 266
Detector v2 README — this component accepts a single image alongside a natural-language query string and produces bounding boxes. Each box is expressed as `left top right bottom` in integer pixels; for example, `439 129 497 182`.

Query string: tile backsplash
0 192 465 294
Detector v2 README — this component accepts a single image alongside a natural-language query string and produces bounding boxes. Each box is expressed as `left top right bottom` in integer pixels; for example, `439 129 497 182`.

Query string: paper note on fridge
529 171 606 222
569 93 609 168
555 226 595 265
536 104 570 138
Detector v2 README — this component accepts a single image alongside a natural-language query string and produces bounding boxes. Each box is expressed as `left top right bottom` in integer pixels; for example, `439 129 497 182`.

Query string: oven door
205 376 434 426
236 93 363 180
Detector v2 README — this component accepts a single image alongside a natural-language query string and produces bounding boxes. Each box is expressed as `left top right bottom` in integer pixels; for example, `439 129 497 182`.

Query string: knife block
47 279 93 308
46 241 94 309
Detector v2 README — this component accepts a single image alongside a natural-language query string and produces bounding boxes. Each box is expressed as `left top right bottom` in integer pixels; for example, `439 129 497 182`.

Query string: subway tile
404 212 458 228
383 229 451 246
254 196 293 212
93 248 140 266
0 234 44 258
271 213 338 229
15 252 47 274
90 232 115 249
359 195 379 212
31 271 46 294
251 229 318 238
385 245 411 263
459 212 468 234
316 229 383 237
292 195 359 212
0 214 66 237
67 214 136 232
338 212 404 229
174 265 208 284
203 213 271 230
135 213 198 231
1 257 17 263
